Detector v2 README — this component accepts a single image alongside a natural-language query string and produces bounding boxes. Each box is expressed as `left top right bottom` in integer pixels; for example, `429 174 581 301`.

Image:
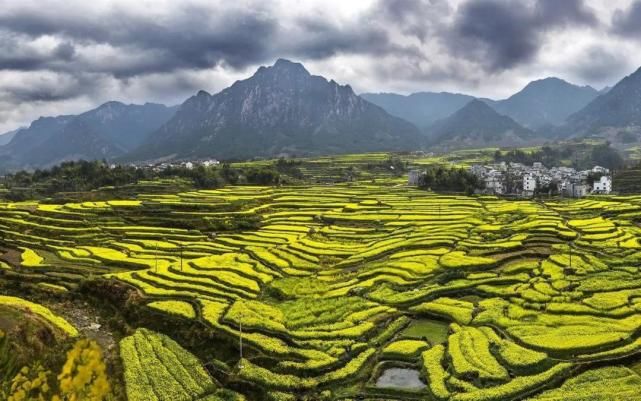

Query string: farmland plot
2 180 641 400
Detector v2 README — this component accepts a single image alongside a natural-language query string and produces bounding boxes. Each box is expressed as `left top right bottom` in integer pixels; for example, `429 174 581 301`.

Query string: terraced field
2 181 641 400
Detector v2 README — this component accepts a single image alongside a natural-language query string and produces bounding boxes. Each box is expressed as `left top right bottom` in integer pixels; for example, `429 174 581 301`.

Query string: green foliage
526 366 641 401
119 328 239 401
493 142 624 170
417 165 484 193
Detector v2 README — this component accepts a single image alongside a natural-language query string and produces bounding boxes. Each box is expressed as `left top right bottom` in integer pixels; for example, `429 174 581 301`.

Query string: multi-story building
485 171 505 194
593 175 612 194
523 174 537 196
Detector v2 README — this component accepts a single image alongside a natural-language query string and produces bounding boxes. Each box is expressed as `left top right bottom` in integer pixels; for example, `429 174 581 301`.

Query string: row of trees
417 166 484 195
493 143 625 170
0 160 288 200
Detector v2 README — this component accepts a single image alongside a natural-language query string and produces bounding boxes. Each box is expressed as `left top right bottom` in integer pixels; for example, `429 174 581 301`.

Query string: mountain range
487 78 600 130
428 100 536 149
1 58 641 171
0 128 22 146
0 102 177 171
125 59 423 162
360 92 475 130
558 66 641 143
364 77 600 132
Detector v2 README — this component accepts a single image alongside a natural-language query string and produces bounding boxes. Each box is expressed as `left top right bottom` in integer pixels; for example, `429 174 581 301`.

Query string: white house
593 175 612 194
485 173 504 194
592 166 609 174
523 174 537 195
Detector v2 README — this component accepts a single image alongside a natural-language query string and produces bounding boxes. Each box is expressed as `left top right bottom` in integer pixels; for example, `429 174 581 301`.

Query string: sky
1 0 641 133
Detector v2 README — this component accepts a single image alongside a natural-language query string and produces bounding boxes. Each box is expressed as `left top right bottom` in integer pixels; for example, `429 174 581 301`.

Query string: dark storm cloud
0 30 76 71
285 17 394 60
0 0 448 79
284 0 451 63
448 0 598 71
0 3 279 75
0 72 94 103
375 0 452 42
2 0 598 84
612 1 641 36
0 0 638 133
534 0 597 27
570 46 631 84
5 85 80 103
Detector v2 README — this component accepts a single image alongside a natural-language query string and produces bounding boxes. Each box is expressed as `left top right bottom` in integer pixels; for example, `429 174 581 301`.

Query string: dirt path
47 299 117 352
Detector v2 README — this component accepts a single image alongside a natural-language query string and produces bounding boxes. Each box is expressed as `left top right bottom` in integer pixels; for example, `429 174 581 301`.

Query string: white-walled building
523 174 537 195
593 176 612 194
485 172 505 194
592 166 609 174
469 162 612 198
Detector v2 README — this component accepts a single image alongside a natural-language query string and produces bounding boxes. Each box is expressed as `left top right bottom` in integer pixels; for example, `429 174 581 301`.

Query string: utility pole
239 316 244 369
180 245 183 272
154 242 158 273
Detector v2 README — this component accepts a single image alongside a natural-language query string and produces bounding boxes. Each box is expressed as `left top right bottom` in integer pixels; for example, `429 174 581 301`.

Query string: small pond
375 368 426 390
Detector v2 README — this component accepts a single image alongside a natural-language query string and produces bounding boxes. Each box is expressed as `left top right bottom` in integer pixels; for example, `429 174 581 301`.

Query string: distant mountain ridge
365 78 599 133
0 128 22 146
360 92 475 130
0 102 177 171
2 58 641 169
428 99 537 149
489 77 599 130
559 66 641 143
127 59 424 161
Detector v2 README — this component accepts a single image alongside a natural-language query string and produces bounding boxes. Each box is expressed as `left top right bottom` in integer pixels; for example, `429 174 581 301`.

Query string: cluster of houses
468 162 612 197
117 159 221 172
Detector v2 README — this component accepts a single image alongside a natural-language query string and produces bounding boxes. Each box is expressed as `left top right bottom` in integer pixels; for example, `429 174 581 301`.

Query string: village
469 161 613 197
110 159 222 172
409 161 613 197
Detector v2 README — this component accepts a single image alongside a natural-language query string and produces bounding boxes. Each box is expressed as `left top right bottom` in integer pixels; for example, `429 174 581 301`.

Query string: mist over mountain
360 92 475 130
126 59 424 162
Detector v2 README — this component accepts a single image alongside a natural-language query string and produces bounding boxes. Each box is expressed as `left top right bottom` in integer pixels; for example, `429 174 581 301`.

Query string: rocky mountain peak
271 58 310 75
126 59 423 161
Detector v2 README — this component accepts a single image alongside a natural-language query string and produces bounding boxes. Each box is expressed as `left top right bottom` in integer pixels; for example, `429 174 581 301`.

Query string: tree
591 143 624 170
417 166 483 193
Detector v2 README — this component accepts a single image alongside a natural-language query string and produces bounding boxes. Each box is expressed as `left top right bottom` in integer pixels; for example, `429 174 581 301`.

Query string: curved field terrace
2 181 641 400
